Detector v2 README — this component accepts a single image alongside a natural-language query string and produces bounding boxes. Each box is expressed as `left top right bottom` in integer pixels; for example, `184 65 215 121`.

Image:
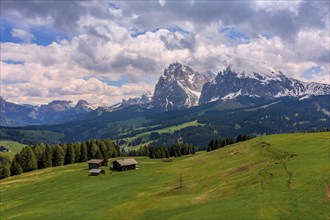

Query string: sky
1 0 329 105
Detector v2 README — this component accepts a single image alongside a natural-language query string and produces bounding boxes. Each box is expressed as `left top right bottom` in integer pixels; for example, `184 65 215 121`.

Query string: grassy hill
0 140 26 159
0 132 329 219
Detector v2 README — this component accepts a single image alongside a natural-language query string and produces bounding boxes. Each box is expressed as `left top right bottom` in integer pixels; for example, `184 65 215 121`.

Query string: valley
0 132 329 220
1 95 329 148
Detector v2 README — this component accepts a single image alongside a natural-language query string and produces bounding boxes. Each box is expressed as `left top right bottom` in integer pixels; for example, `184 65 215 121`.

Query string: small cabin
112 158 138 171
89 169 105 176
0 146 9 152
87 159 107 170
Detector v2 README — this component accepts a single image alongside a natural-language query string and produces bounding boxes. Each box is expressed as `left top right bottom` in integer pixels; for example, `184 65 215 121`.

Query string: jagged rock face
41 100 74 112
199 59 330 105
120 91 153 108
152 62 214 111
140 91 153 104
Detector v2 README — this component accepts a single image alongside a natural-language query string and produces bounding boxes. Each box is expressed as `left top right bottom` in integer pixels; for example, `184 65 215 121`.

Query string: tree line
128 143 197 159
207 134 252 152
0 139 119 179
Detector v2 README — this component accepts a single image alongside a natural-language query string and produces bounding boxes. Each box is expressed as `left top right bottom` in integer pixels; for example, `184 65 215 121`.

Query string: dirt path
258 142 295 192
326 185 330 199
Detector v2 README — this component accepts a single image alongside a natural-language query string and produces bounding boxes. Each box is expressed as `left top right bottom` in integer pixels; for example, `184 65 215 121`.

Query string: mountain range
1 58 329 145
1 59 330 127
0 98 97 127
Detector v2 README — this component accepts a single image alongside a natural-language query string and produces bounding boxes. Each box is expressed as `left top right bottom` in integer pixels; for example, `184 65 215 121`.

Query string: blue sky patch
130 27 147 38
100 75 131 87
168 25 190 35
30 26 70 46
2 59 25 65
1 19 70 46
109 2 119 10
131 25 190 38
219 26 250 43
260 33 273 40
302 66 321 80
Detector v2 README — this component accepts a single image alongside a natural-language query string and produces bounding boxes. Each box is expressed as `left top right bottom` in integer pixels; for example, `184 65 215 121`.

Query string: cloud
0 1 329 105
159 0 166 7
160 31 197 52
11 28 35 42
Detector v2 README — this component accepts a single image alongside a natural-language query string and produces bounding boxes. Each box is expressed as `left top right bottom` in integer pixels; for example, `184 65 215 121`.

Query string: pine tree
10 155 23 176
165 149 170 158
33 144 44 169
236 134 243 143
0 164 10 179
18 146 38 172
42 146 52 168
52 145 65 167
79 143 88 162
90 143 102 159
99 141 109 160
216 139 221 149
0 155 11 179
73 143 81 163
64 144 75 165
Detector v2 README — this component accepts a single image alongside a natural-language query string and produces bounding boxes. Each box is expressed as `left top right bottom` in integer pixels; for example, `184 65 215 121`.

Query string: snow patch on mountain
200 58 330 104
222 89 242 100
226 58 285 82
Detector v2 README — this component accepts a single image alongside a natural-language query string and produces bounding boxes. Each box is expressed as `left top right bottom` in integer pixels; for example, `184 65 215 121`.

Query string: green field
0 132 329 219
0 140 26 159
127 120 203 142
0 129 65 144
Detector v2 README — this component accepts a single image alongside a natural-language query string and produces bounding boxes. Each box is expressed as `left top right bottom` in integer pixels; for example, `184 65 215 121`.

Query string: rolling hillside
0 132 329 220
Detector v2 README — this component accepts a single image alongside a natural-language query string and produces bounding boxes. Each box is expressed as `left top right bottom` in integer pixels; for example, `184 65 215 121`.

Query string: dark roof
89 169 102 174
114 158 138 166
87 159 104 164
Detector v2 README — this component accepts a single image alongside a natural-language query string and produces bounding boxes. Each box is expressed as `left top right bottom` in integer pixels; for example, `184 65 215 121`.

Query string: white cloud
159 0 166 7
0 1 329 105
11 28 35 43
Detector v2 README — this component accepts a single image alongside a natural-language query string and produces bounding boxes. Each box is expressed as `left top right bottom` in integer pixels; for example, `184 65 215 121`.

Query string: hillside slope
0 132 329 219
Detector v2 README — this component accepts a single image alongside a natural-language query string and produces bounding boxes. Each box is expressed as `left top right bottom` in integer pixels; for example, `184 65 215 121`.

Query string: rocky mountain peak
116 91 153 109
46 100 75 111
164 62 194 78
152 63 215 111
75 99 91 111
200 59 330 105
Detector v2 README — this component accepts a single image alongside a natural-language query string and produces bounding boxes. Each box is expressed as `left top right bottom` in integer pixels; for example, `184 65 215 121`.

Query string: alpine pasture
0 132 329 220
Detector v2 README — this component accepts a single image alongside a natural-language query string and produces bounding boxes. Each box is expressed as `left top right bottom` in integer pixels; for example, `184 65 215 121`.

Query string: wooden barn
87 159 107 170
112 158 138 171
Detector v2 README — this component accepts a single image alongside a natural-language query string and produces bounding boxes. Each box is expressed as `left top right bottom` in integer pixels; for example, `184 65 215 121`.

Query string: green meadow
0 132 329 220
0 140 26 159
126 120 203 142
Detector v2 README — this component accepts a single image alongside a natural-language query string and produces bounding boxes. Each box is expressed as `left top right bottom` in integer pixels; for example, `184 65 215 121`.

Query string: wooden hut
87 159 107 170
89 169 105 176
112 158 138 171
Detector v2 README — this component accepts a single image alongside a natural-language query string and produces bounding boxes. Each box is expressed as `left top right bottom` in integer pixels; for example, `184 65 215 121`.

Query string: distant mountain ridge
199 59 330 104
0 97 95 126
